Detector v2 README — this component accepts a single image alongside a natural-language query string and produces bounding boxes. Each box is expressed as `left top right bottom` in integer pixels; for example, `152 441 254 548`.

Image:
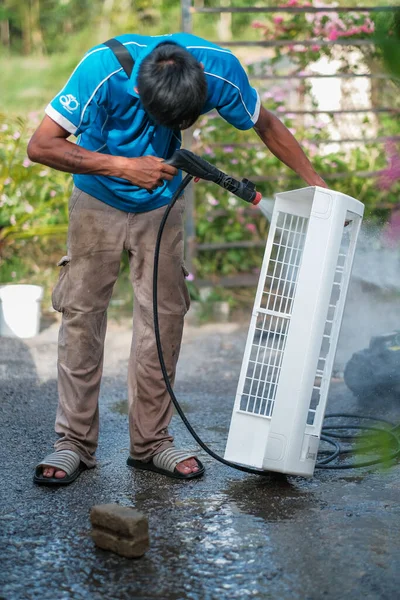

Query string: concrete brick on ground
90 503 149 558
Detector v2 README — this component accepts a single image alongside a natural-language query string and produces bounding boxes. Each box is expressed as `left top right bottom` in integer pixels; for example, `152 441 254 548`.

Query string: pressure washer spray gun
166 148 262 206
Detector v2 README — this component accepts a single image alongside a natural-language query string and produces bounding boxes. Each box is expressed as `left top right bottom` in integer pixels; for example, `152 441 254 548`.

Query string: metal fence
180 1 398 286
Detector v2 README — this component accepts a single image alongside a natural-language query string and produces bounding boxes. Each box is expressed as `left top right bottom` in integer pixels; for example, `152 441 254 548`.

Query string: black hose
316 415 400 469
153 175 271 476
153 183 400 475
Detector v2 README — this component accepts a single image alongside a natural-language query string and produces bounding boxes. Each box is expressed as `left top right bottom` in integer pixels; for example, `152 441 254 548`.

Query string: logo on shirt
59 94 80 114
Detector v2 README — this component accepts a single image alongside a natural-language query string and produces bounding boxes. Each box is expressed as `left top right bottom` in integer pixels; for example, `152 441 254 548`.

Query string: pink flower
328 30 339 41
207 194 219 206
272 90 285 102
311 44 321 52
50 190 57 197
293 44 307 53
12 131 21 140
361 23 374 34
223 146 234 153
273 16 284 24
22 158 32 168
186 272 195 281
27 111 41 124
344 27 359 37
382 209 400 248
303 140 318 156
4 178 11 185
379 143 400 190
246 223 257 234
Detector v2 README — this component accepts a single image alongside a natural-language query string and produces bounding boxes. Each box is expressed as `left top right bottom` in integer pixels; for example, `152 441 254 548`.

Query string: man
29 33 326 485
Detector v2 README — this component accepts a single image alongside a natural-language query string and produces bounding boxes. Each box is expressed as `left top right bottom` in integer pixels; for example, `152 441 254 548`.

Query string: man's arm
27 116 178 191
254 106 328 188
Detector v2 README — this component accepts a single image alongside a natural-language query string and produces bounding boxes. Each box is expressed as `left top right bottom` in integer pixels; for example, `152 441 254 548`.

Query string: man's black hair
137 42 207 130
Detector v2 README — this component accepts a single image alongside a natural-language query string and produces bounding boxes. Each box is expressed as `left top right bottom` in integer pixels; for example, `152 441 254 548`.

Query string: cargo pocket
52 256 71 313
181 264 191 313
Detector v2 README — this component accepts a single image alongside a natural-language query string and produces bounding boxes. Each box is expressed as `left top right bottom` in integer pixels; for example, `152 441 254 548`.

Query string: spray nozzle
165 149 261 205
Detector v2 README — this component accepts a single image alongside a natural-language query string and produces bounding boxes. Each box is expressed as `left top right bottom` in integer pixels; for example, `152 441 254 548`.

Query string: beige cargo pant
52 187 190 467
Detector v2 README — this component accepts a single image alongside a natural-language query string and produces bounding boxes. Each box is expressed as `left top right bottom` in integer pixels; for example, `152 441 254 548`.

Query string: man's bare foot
42 466 67 479
175 458 200 475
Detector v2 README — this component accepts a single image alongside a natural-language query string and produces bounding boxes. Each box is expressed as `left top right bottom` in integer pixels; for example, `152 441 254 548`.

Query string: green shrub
0 112 71 302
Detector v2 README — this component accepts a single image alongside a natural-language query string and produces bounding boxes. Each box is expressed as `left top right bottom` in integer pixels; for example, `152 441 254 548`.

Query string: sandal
127 447 205 480
33 450 86 486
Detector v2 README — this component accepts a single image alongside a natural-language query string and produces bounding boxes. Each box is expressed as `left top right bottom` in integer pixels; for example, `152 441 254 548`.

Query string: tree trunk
98 0 115 42
217 0 232 41
21 3 31 55
30 0 45 54
0 19 10 49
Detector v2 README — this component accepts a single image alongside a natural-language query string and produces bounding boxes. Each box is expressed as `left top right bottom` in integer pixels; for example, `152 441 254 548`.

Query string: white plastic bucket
0 284 43 338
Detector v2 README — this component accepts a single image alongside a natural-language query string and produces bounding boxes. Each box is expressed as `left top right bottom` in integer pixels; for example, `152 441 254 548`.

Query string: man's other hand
307 174 329 189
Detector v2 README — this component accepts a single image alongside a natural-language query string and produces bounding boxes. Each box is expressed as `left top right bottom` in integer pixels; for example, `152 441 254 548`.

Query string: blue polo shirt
45 33 261 213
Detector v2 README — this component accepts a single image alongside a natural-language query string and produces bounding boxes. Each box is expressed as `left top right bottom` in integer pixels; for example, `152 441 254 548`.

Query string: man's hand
305 173 329 189
118 156 178 191
254 107 328 188
27 116 178 191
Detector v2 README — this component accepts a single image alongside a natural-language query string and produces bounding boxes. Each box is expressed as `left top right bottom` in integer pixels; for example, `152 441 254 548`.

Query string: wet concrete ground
1 319 400 600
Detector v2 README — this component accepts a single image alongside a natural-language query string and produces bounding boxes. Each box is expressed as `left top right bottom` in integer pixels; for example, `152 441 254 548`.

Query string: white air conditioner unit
224 186 364 477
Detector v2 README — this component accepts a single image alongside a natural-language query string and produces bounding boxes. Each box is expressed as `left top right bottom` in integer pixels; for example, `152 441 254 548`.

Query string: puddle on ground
206 425 228 434
129 475 316 525
222 477 316 522
173 400 196 414
337 475 366 483
109 399 128 414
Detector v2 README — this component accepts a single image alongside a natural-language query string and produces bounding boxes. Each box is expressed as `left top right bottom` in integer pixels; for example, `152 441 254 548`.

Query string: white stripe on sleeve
45 104 77 135
251 91 261 125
